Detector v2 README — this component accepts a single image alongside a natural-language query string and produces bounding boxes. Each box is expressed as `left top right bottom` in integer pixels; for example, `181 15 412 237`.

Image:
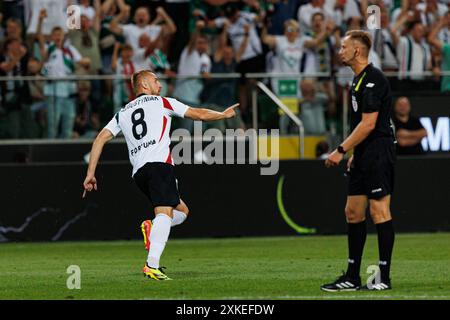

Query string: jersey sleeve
362 73 387 113
165 98 189 118
104 113 122 136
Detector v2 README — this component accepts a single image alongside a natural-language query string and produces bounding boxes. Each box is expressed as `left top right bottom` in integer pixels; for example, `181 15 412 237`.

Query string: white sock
147 213 172 269
171 210 187 227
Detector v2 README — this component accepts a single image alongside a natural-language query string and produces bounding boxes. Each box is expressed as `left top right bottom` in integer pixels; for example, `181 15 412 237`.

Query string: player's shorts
133 162 181 208
348 137 396 200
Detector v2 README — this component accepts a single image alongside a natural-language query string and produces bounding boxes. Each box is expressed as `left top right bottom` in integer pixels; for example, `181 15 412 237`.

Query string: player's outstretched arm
184 103 239 122
82 129 114 198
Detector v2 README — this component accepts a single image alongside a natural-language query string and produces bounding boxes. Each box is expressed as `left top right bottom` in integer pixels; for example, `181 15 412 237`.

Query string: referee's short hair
345 30 372 57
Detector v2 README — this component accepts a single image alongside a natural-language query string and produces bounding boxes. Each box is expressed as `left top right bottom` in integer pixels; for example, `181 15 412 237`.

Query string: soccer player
82 70 239 280
321 30 396 291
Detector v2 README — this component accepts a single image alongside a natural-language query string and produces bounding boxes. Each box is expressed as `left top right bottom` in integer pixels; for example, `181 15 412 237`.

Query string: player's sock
346 220 367 279
146 213 172 269
171 210 187 227
375 220 395 282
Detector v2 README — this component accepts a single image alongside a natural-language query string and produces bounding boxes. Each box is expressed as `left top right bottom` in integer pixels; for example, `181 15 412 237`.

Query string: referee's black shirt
350 63 394 154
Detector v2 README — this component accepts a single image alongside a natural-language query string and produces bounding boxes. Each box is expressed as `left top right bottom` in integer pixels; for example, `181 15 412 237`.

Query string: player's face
339 37 357 66
149 76 162 95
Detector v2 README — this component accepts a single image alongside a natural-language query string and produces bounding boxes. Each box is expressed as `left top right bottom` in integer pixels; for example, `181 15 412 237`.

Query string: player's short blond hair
131 70 155 93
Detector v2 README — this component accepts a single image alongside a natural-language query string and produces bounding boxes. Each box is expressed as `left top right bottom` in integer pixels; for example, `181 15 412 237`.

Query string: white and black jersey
105 94 189 176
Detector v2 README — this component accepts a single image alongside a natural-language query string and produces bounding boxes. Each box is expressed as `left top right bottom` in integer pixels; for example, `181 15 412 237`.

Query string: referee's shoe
320 272 361 292
359 279 392 291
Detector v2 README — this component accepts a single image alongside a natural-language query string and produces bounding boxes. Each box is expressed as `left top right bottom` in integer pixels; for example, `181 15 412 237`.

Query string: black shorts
348 138 396 199
133 162 181 208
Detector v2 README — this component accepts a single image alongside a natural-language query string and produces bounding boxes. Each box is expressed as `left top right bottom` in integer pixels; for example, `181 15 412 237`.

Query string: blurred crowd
0 0 449 140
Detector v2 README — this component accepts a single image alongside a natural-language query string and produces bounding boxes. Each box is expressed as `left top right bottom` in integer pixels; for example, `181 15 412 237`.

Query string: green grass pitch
1 233 449 300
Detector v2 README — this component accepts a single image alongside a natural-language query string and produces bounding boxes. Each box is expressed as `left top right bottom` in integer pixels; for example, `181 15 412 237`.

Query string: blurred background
0 0 449 241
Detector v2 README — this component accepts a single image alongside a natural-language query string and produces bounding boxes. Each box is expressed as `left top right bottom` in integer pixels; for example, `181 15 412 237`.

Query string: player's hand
223 103 240 119
325 149 344 168
82 174 97 198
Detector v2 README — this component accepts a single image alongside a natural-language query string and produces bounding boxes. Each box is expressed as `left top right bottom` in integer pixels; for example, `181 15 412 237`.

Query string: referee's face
339 37 357 66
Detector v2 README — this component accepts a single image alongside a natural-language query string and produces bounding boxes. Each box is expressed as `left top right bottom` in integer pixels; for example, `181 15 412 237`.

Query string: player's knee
177 202 190 217
345 206 364 223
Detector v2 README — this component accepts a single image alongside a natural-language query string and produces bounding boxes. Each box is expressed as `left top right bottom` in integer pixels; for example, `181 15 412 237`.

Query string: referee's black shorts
133 162 181 208
348 138 396 200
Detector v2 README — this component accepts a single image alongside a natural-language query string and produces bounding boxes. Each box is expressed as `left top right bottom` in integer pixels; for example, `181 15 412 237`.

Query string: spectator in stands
201 19 245 131
210 2 265 120
38 9 91 139
98 0 128 98
111 42 136 113
68 1 102 74
428 12 450 92
265 0 301 35
173 20 211 132
27 57 47 137
135 32 176 96
298 79 327 135
79 0 96 21
161 0 190 64
297 0 332 34
262 19 332 93
109 6 176 53
397 20 432 89
68 0 102 106
73 81 100 139
0 13 4 39
0 17 24 55
0 37 34 139
307 12 340 118
26 0 69 49
2 0 25 26
416 0 448 30
437 8 450 44
99 0 127 67
391 0 422 28
371 8 401 72
392 96 427 155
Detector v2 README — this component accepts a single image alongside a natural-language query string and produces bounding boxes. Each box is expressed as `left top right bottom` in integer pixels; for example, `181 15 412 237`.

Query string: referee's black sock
376 220 395 282
345 220 367 279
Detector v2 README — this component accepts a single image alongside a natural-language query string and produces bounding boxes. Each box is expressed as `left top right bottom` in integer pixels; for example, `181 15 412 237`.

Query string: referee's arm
325 112 378 167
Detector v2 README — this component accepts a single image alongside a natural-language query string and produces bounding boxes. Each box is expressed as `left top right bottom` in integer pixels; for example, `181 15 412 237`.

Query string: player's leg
141 199 188 251
172 199 189 227
366 195 394 290
143 206 174 280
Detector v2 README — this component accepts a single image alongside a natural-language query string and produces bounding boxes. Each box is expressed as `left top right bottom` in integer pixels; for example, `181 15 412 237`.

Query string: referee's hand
325 149 344 168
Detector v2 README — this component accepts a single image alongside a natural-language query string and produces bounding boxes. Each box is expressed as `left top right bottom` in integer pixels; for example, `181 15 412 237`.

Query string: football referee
321 30 396 292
